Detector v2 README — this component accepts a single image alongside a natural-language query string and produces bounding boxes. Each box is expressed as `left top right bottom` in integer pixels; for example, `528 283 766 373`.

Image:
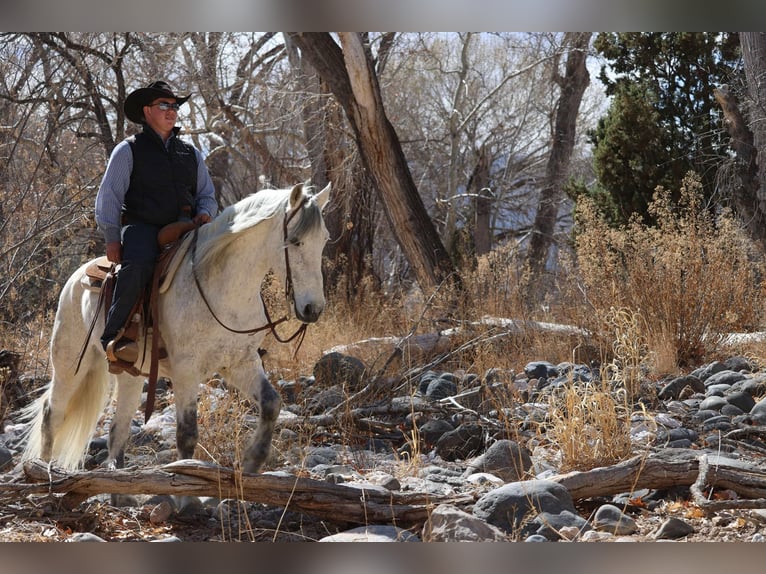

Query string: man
95 80 218 368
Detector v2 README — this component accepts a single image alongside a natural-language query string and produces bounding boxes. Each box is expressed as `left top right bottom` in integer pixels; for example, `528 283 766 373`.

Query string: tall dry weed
569 172 764 369
546 378 633 472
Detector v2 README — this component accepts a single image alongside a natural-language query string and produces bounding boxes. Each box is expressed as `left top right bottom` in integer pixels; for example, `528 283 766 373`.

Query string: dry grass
546 378 634 472
567 172 765 369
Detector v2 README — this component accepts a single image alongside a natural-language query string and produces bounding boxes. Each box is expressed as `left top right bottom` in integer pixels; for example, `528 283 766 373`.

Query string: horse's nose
298 302 323 323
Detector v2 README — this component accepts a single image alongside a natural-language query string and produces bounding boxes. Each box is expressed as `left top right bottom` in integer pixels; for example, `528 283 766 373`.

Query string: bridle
190 195 310 348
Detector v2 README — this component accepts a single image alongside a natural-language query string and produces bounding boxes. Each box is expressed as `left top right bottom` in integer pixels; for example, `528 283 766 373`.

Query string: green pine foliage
585 33 741 226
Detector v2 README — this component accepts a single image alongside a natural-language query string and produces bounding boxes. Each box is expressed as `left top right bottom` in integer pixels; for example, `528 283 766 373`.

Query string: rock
461 439 533 482
304 385 344 414
721 403 745 417
320 525 419 542
435 423 485 461
725 391 756 413
736 377 766 398
703 370 747 388
658 375 705 400
473 479 575 534
418 371 441 394
303 446 339 467
67 532 107 542
751 399 766 424
0 445 12 471
418 418 454 448
524 510 591 541
706 384 732 396
313 352 367 392
151 536 183 542
652 517 695 540
591 504 638 535
655 427 698 446
581 530 615 541
724 356 755 372
524 361 558 380
149 500 174 524
524 534 550 542
702 415 734 432
363 470 401 491
425 376 458 400
423 504 508 541
698 396 727 411
691 361 727 382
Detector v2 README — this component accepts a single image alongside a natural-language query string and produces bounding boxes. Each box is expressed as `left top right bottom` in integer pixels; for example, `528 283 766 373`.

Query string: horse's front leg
240 369 281 474
172 379 199 460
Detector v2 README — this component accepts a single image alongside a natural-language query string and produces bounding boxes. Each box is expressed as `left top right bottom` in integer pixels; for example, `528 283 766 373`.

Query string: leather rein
190 196 309 349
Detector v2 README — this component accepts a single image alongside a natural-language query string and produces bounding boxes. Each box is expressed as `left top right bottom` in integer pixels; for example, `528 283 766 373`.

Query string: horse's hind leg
107 374 145 470
239 370 281 474
105 374 145 507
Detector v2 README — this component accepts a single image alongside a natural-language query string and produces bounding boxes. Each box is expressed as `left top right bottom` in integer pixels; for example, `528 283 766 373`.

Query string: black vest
122 126 198 227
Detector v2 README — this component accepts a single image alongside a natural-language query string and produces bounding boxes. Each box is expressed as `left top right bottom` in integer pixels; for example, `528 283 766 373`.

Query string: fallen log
2 459 471 526
325 315 591 372
551 448 766 502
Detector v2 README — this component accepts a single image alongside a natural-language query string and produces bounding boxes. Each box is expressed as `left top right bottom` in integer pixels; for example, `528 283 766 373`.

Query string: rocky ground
2 351 766 542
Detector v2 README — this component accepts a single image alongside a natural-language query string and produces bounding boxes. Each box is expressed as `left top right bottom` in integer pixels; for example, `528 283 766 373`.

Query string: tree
741 33 766 219
284 33 378 299
0 33 132 328
286 32 456 293
522 32 592 303
588 32 740 226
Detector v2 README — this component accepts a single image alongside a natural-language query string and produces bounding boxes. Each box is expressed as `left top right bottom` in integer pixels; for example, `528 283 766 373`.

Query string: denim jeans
101 222 161 350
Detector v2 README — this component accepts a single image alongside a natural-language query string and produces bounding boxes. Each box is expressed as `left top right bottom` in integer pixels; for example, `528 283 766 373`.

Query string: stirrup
107 358 135 375
105 338 139 364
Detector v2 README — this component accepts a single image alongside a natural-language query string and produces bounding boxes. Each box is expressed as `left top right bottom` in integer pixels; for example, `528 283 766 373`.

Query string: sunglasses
149 101 181 112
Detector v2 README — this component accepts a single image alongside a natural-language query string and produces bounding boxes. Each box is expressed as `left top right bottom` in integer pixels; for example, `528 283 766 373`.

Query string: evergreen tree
587 32 740 225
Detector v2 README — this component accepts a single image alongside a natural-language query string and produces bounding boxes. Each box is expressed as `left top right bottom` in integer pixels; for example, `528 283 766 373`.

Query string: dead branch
551 448 766 502
325 315 590 371
690 454 766 511
2 459 470 526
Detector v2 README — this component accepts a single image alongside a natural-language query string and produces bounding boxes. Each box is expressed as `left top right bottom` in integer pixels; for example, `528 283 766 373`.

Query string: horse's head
284 181 331 323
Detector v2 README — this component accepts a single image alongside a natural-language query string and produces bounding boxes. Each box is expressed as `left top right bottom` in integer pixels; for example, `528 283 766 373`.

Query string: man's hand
106 241 122 264
193 213 212 225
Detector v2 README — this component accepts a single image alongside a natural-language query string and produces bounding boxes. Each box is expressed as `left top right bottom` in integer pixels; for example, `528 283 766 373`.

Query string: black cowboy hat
124 80 191 124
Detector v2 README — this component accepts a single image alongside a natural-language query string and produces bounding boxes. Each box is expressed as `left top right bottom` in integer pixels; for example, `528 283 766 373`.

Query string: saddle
79 221 196 421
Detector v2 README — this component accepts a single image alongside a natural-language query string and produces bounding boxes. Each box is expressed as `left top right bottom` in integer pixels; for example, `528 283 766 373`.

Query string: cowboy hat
124 80 191 124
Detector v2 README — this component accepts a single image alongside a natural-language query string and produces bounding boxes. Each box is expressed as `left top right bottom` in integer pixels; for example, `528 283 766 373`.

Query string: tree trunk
286 32 456 292
522 33 592 304
741 32 766 212
284 34 377 299
470 144 493 256
713 85 766 251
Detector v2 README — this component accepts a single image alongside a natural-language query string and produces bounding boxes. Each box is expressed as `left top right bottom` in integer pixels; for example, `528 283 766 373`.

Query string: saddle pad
158 231 194 293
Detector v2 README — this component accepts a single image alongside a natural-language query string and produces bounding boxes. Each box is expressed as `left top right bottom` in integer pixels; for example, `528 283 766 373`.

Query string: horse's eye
291 240 303 247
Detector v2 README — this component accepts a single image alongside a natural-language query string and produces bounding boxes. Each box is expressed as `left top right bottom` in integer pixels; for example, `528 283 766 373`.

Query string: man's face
143 97 178 135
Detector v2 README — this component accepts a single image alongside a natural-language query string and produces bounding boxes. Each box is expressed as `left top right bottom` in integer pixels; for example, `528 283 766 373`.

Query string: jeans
101 222 161 350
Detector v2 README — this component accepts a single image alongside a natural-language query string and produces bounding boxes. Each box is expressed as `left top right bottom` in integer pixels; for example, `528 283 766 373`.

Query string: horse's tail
19 366 111 471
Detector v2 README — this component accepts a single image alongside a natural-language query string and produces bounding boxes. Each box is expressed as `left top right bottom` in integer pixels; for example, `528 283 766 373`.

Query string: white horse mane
194 187 303 269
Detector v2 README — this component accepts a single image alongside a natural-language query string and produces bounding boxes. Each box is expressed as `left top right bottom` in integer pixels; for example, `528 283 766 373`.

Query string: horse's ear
289 182 305 209
315 182 332 211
